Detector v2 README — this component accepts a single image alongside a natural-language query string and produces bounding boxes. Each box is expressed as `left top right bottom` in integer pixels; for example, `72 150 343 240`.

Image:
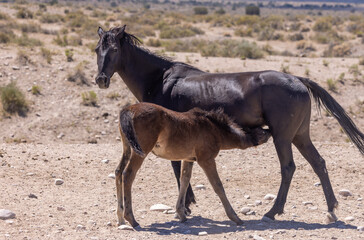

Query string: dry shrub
81 91 97 106
234 27 253 37
40 13 63 23
15 34 43 47
68 34 82 46
323 43 351 57
67 65 89 86
313 30 344 44
16 8 33 19
289 33 304 41
313 17 332 32
17 50 33 65
160 25 204 39
40 47 53 64
146 38 161 47
0 82 28 116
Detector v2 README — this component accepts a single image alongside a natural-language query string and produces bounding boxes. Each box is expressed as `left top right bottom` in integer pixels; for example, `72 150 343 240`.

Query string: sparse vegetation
65 49 74 62
81 91 97 106
106 92 121 100
17 50 32 66
245 5 260 16
0 82 28 115
280 64 290 74
326 78 337 92
323 60 329 67
67 65 89 86
31 85 41 95
40 48 53 64
193 7 208 15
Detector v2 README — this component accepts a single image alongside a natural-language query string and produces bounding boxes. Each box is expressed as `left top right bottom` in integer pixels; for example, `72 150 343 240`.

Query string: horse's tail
119 109 145 157
297 76 364 155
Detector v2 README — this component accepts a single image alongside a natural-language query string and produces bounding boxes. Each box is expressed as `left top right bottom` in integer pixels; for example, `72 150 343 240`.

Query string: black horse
95 26 364 223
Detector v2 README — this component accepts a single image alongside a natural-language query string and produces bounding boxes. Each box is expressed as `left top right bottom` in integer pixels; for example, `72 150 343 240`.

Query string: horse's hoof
261 215 274 222
174 213 179 219
185 207 192 216
131 221 140 228
325 212 338 224
235 219 244 225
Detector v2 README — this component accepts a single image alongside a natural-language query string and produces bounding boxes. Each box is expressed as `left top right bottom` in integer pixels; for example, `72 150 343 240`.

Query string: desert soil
0 45 364 240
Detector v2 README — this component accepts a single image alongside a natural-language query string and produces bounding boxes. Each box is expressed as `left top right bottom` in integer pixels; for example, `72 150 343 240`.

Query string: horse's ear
98 27 104 38
115 25 126 39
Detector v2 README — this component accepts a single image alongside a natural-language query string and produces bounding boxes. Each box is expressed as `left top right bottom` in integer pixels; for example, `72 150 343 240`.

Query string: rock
246 211 256 215
5 220 14 224
244 195 250 199
76 224 86 231
339 189 352 197
253 234 266 240
309 206 318 210
106 222 112 226
26 172 35 176
149 204 172 212
198 231 208 236
314 182 321 187
240 207 250 215
344 216 355 222
108 173 115 179
101 131 107 135
357 198 362 201
303 201 313 206
163 209 175 214
57 206 66 211
0 209 16 220
255 200 262 206
12 66 20 70
264 194 276 201
104 119 109 123
58 66 64 71
358 226 364 232
55 179 64 185
118 224 134 230
195 184 206 190
101 159 109 164
28 193 38 199
57 133 65 139
275 230 286 234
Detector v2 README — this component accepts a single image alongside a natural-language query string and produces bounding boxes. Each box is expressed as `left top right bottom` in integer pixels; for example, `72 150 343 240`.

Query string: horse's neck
117 44 173 102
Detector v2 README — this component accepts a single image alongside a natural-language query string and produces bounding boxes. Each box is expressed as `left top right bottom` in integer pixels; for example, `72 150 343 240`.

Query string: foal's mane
191 108 243 134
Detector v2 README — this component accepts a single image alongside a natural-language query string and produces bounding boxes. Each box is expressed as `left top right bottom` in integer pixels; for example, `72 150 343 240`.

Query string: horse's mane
191 108 244 134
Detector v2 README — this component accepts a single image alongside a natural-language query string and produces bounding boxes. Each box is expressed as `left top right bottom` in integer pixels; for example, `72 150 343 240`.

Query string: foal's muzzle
95 72 110 89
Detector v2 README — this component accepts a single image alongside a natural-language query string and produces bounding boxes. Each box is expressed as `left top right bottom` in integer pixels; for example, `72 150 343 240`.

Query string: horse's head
95 25 126 89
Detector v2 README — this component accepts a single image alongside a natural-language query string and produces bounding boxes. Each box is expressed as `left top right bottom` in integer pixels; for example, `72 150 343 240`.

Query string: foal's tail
119 109 145 157
297 76 364 155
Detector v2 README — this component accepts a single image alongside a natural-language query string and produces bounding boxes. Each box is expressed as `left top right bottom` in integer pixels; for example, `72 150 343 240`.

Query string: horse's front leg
123 153 144 227
175 161 194 222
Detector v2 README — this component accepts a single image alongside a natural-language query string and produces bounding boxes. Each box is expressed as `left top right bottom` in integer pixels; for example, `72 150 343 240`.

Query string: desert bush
296 40 316 52
68 34 82 46
65 49 74 62
18 22 41 33
258 28 283 41
17 50 32 65
263 15 284 30
65 10 100 38
31 85 41 95
67 65 89 86
15 34 43 47
280 64 290 73
0 82 28 115
38 3 47 12
126 25 155 38
53 34 68 46
234 27 253 37
326 78 337 92
81 91 97 106
323 60 329 67
0 12 9 20
215 8 226 15
194 7 208 15
323 43 351 57
338 72 345 82
106 92 121 100
146 38 161 47
160 25 204 39
245 5 260 16
313 30 344 44
289 22 301 31
40 13 63 23
313 17 332 32
289 33 304 41
16 8 33 19
235 15 260 26
349 64 361 78
40 47 52 64
279 50 295 57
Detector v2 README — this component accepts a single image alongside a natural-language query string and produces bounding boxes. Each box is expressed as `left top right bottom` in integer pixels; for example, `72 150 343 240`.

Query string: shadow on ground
137 216 356 235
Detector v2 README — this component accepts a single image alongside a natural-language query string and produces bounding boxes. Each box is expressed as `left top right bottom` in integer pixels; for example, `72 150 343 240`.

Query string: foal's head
94 25 140 89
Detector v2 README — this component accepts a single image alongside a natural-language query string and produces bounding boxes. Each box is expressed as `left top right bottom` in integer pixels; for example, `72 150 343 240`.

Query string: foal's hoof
261 215 275 223
325 212 338 224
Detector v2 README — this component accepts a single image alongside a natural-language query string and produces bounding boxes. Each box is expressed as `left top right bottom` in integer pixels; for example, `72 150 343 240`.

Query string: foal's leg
171 161 196 214
175 161 193 222
115 143 131 225
263 138 296 221
197 158 243 225
293 131 338 223
123 153 145 227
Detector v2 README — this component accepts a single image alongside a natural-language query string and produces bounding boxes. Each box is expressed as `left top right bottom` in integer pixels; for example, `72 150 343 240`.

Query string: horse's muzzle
95 73 110 89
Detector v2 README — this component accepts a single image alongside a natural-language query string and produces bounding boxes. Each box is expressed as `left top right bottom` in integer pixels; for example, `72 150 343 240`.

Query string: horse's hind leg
171 161 195 214
115 141 131 225
175 161 193 222
123 153 145 227
197 157 243 225
293 130 338 223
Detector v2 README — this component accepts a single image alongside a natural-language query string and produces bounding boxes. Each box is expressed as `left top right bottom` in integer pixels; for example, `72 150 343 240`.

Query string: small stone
76 224 86 231
118 224 134 230
101 131 106 135
314 182 321 187
115 136 121 141
149 204 172 212
244 195 250 199
5 220 14 224
106 222 112 226
0 209 16 220
57 206 66 211
240 207 250 215
57 133 65 139
55 179 64 185
303 201 313 206
198 231 208 236
253 234 266 240
246 211 256 215
357 226 364 232
255 200 262 206
26 172 35 176
264 194 276 201
163 209 175 214
339 189 352 197
195 184 206 190
108 173 115 179
104 119 109 123
101 159 109 164
357 198 362 201
275 230 286 234
344 216 355 222
12 66 20 70
308 206 318 210
58 66 64 71
28 193 38 199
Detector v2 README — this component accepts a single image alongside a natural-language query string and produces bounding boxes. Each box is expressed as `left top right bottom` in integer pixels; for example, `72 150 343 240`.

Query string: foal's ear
115 25 126 39
97 27 104 38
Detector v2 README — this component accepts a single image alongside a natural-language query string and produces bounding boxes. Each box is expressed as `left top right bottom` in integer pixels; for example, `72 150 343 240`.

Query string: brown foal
115 102 271 227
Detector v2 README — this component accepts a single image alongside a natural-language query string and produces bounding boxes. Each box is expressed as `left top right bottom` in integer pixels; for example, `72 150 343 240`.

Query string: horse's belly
152 141 194 161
